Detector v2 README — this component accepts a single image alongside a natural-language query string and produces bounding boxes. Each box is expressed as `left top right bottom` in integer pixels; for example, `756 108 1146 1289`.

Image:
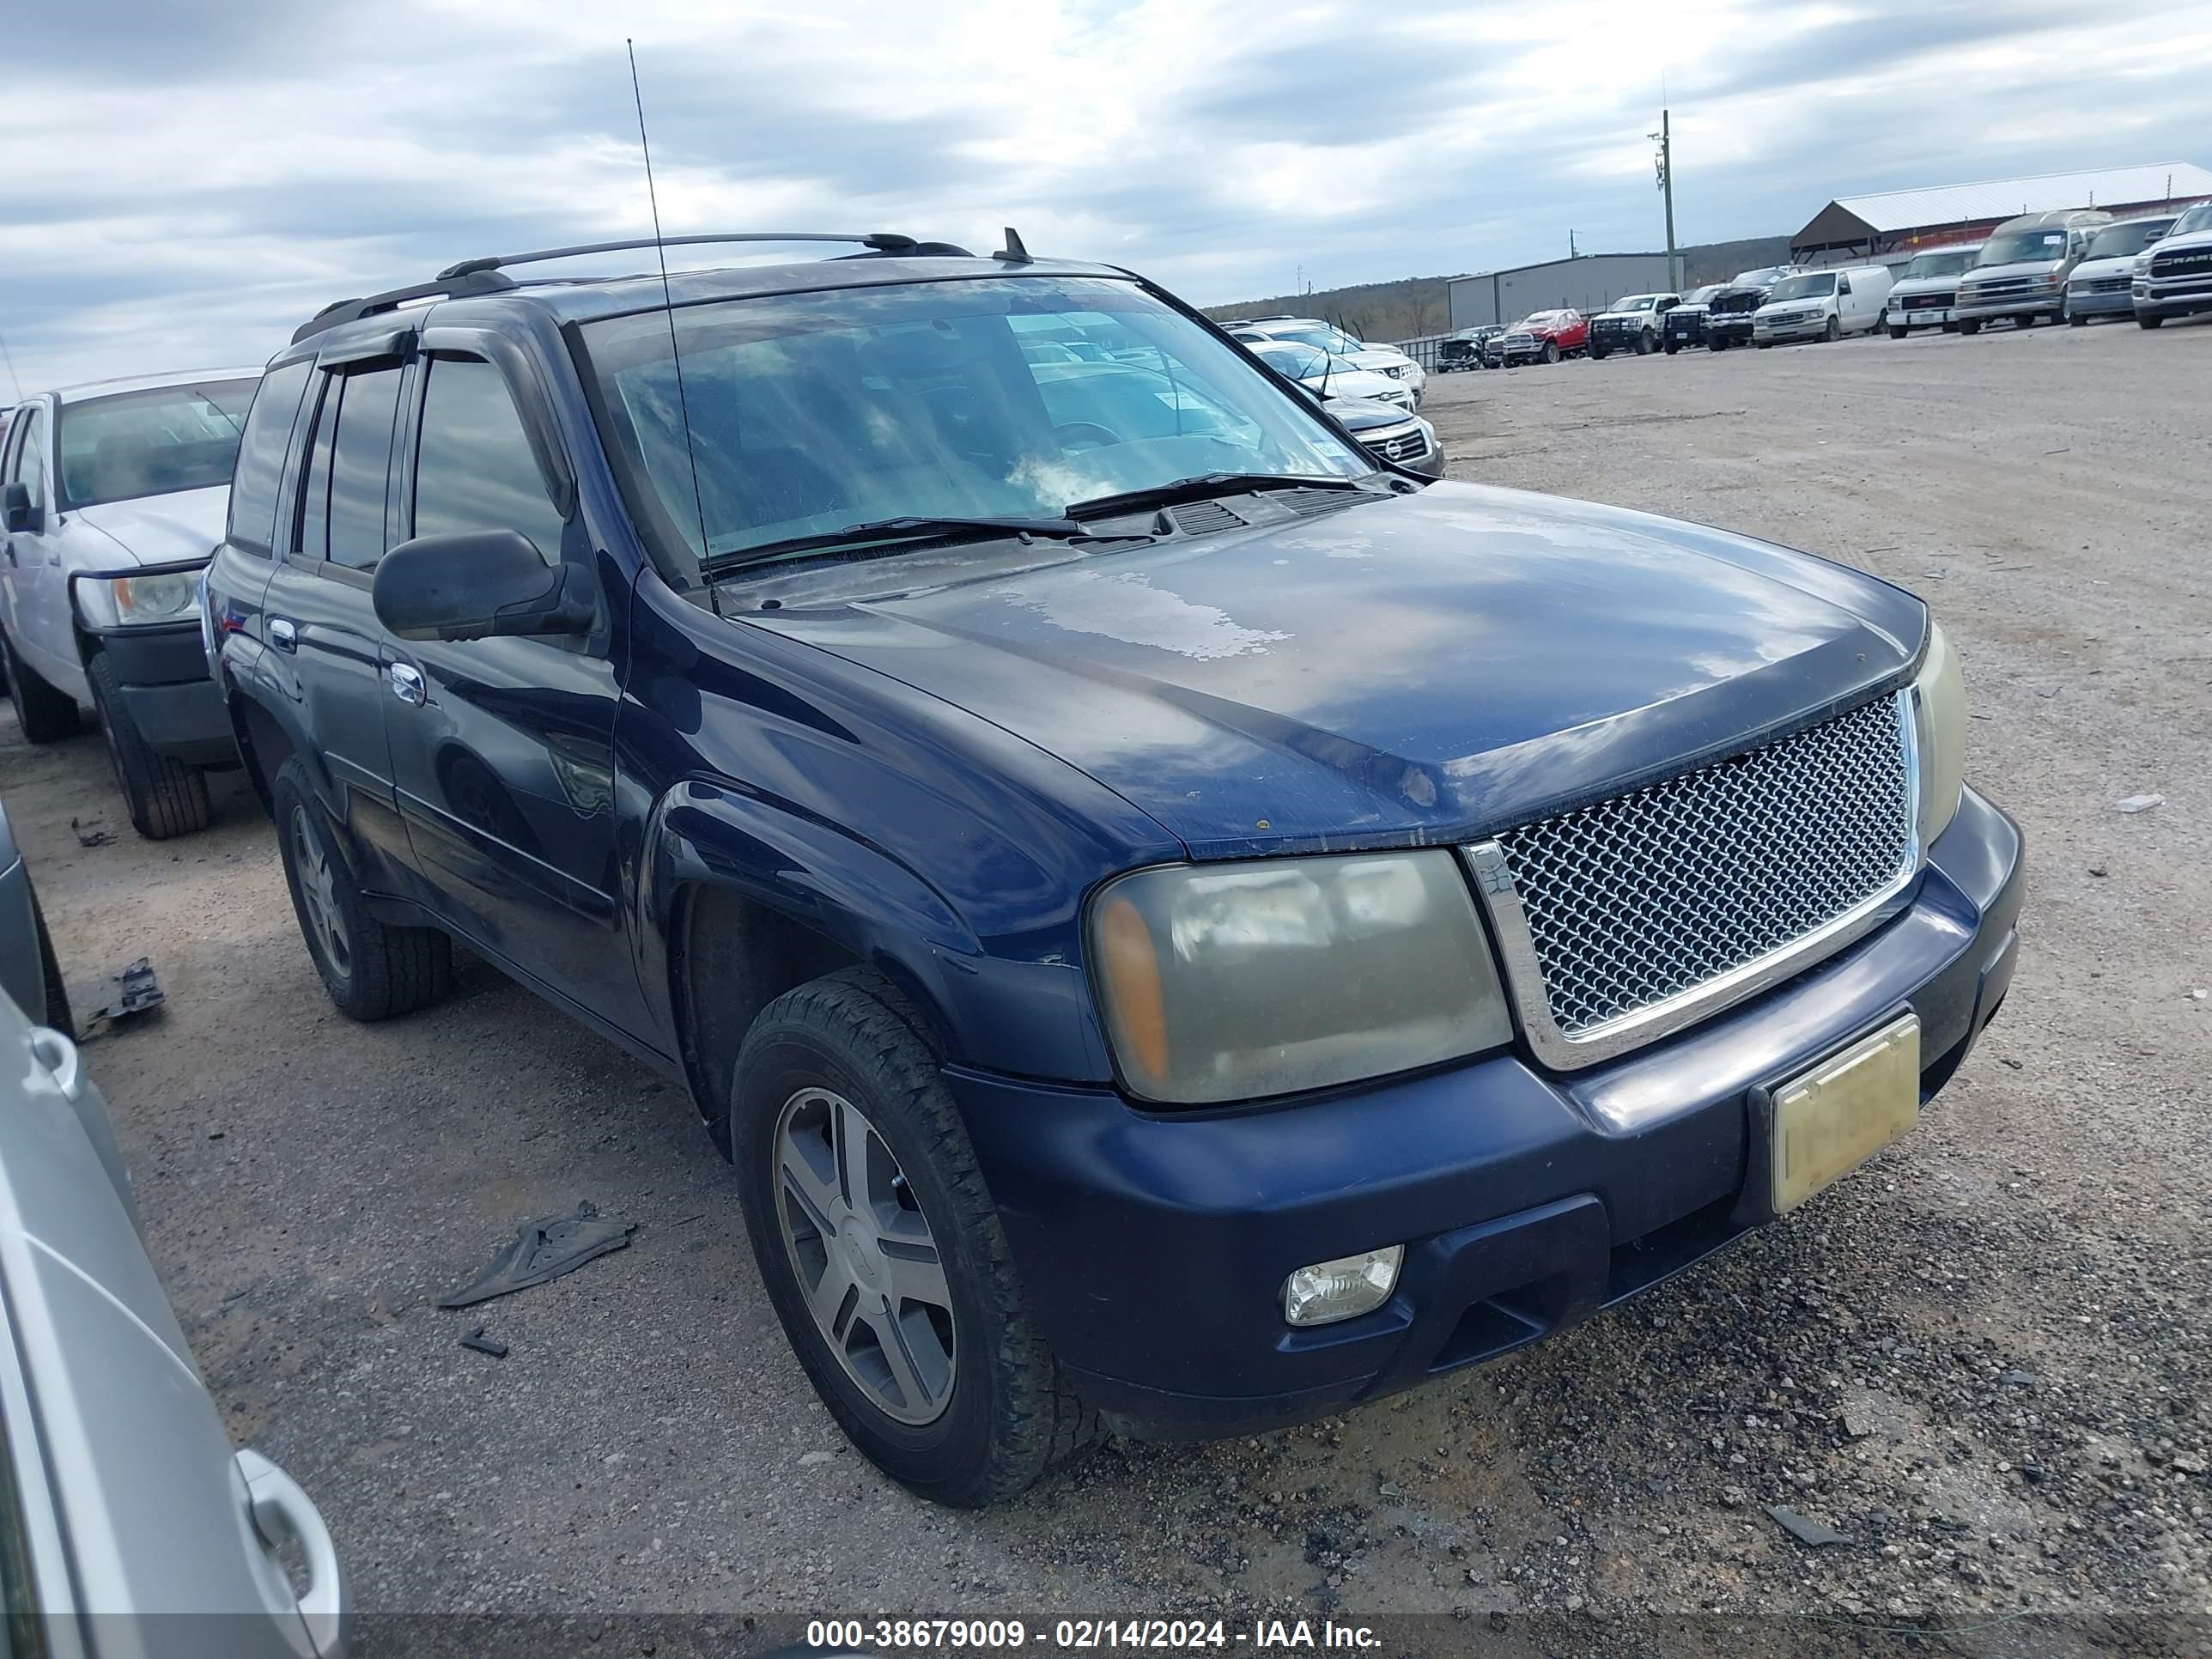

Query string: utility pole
1652 109 1679 290
1569 228 1577 259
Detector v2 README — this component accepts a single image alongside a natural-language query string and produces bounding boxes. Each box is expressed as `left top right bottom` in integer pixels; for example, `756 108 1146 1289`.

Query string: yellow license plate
1771 1015 1921 1213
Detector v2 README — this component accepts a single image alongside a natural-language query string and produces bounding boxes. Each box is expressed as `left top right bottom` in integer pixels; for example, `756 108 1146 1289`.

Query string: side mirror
372 530 593 642
3 481 38 536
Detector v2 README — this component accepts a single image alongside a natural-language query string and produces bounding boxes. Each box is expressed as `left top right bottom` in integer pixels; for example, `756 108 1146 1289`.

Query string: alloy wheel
774 1085 957 1425
290 805 351 980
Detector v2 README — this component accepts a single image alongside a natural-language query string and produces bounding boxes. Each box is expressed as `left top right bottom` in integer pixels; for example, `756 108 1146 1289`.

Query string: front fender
637 781 1115 1083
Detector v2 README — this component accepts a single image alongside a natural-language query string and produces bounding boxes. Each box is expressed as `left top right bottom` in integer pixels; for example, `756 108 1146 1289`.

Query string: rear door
380 338 641 1033
258 349 416 875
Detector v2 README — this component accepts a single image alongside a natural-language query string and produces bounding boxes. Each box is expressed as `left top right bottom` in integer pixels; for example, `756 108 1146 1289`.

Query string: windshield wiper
1066 472 1369 520
703 514 1097 575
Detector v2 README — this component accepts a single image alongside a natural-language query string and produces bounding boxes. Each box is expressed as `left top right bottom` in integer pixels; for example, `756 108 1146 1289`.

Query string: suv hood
2069 255 2137 283
1342 347 1413 374
72 486 228 568
744 482 1924 857
1889 275 1961 297
1595 309 1657 324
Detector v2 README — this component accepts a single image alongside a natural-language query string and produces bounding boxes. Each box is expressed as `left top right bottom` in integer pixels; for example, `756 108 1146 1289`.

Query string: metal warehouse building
1792 161 2212 263
1447 252 1672 331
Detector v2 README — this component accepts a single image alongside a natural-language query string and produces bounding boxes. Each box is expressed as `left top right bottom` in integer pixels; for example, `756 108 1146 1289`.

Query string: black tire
2139 314 2163 329
87 651 210 840
1889 325 1908 340
29 884 70 1037
1755 340 1772 349
1959 318 1981 336
2014 314 2035 330
3 631 80 744
732 968 1097 1507
1662 343 1679 355
1589 345 1607 361
1541 341 1559 364
270 756 451 1020
1634 330 1654 356
1822 316 1841 343
2069 310 2088 326
1710 337 1729 352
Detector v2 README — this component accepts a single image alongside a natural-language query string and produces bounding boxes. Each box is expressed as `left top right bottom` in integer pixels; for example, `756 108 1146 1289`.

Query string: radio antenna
627 40 714 591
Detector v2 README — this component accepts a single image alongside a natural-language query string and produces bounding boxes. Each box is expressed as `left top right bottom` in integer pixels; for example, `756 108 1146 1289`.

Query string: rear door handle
267 617 297 653
387 662 425 706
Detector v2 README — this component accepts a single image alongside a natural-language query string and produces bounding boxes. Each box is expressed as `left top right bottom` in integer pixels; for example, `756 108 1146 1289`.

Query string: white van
1752 265 1895 346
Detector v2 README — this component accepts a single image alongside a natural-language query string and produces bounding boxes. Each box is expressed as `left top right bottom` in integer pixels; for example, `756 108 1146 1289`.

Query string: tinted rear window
326 367 404 569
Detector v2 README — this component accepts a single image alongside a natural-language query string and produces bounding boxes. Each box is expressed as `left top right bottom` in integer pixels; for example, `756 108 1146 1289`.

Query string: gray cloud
0 0 2204 391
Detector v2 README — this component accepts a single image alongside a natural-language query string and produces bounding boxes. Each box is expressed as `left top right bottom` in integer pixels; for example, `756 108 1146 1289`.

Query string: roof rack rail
292 232 953 346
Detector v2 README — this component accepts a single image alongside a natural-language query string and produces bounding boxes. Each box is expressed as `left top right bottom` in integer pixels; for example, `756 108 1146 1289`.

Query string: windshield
1261 324 1360 355
56 379 257 510
1607 295 1656 312
1765 273 1835 302
2172 203 2212 239
1683 286 1723 304
2087 221 2170 260
1249 341 1329 381
1977 228 2069 266
1711 289 1763 313
580 276 1371 566
1902 250 1975 280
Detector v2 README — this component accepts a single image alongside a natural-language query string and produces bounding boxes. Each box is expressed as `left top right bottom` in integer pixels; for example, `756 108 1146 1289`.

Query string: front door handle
267 617 297 653
387 662 426 706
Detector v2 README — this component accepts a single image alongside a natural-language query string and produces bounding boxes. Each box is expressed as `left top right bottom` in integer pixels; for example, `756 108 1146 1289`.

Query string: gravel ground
4 313 2209 1658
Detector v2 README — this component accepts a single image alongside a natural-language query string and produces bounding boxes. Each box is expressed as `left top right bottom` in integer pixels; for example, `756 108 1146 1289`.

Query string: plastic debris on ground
76 958 164 1042
438 1201 638 1310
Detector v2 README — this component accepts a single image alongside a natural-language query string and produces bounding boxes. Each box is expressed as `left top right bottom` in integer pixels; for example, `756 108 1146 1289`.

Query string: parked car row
1438 203 2211 374
7 229 2022 1517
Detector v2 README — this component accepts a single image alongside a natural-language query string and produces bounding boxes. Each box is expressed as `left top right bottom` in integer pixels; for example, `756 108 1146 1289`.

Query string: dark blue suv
202 233 2024 1507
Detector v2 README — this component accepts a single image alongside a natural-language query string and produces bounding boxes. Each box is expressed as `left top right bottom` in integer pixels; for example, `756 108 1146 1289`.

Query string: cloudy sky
3 0 2207 388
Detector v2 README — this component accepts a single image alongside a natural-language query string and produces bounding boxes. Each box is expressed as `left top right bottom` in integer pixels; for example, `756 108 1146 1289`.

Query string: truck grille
1903 290 1954 309
1486 695 1915 1046
2152 249 2212 279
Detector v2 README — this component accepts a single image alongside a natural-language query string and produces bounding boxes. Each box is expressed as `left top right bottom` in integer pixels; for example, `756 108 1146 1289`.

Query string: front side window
1766 273 1836 302
580 276 1370 568
226 359 313 555
326 366 405 569
412 357 568 563
3 408 46 513
55 379 255 510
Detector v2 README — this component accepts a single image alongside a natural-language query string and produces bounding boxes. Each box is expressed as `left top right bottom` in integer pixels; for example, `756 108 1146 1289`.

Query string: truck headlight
74 569 203 629
1090 851 1511 1104
1911 623 1966 846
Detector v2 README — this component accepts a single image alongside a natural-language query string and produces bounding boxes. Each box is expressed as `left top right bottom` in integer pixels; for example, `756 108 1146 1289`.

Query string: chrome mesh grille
1492 696 1913 1039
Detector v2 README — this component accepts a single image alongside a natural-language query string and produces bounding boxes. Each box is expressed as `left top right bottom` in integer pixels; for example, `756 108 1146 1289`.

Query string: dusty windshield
1607 295 1657 313
2087 222 2170 260
580 276 1372 566
56 379 258 509
1977 229 2069 266
1901 251 1974 280
1765 274 1835 302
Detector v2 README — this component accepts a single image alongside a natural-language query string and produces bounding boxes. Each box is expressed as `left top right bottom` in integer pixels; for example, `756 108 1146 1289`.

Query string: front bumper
1887 306 1954 329
1753 316 1827 343
1957 290 2063 324
1588 325 1650 354
2066 285 2136 319
2134 276 2212 320
89 620 234 766
952 787 2024 1439
1705 319 1754 346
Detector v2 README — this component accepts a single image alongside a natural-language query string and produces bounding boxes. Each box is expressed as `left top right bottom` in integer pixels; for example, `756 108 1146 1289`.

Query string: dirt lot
6 316 2209 1656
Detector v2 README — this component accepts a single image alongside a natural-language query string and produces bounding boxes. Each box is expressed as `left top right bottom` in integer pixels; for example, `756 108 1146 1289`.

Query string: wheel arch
646 782 987 1158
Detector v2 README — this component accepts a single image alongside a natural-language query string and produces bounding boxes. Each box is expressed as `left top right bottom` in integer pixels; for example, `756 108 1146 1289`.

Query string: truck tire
3 632 81 744
2069 310 2088 326
1710 337 1729 352
1959 319 1981 335
271 756 452 1020
88 650 210 840
2139 314 2164 329
1541 341 1559 364
1889 325 1908 340
1589 344 1607 361
1822 316 1841 343
1663 342 1679 355
732 968 1099 1507
1635 329 1655 355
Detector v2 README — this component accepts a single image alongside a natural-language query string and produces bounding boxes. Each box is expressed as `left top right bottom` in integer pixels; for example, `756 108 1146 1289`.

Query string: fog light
1282 1247 1403 1328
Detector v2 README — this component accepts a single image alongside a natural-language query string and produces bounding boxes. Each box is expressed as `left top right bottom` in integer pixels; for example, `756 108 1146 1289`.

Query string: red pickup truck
1483 309 1589 366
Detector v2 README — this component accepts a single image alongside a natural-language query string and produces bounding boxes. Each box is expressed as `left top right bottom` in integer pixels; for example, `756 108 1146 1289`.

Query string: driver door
379 342 644 1037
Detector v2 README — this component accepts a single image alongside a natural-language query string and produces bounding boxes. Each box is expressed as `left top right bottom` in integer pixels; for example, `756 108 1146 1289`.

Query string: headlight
1911 623 1966 846
1089 851 1511 1104
74 569 203 629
